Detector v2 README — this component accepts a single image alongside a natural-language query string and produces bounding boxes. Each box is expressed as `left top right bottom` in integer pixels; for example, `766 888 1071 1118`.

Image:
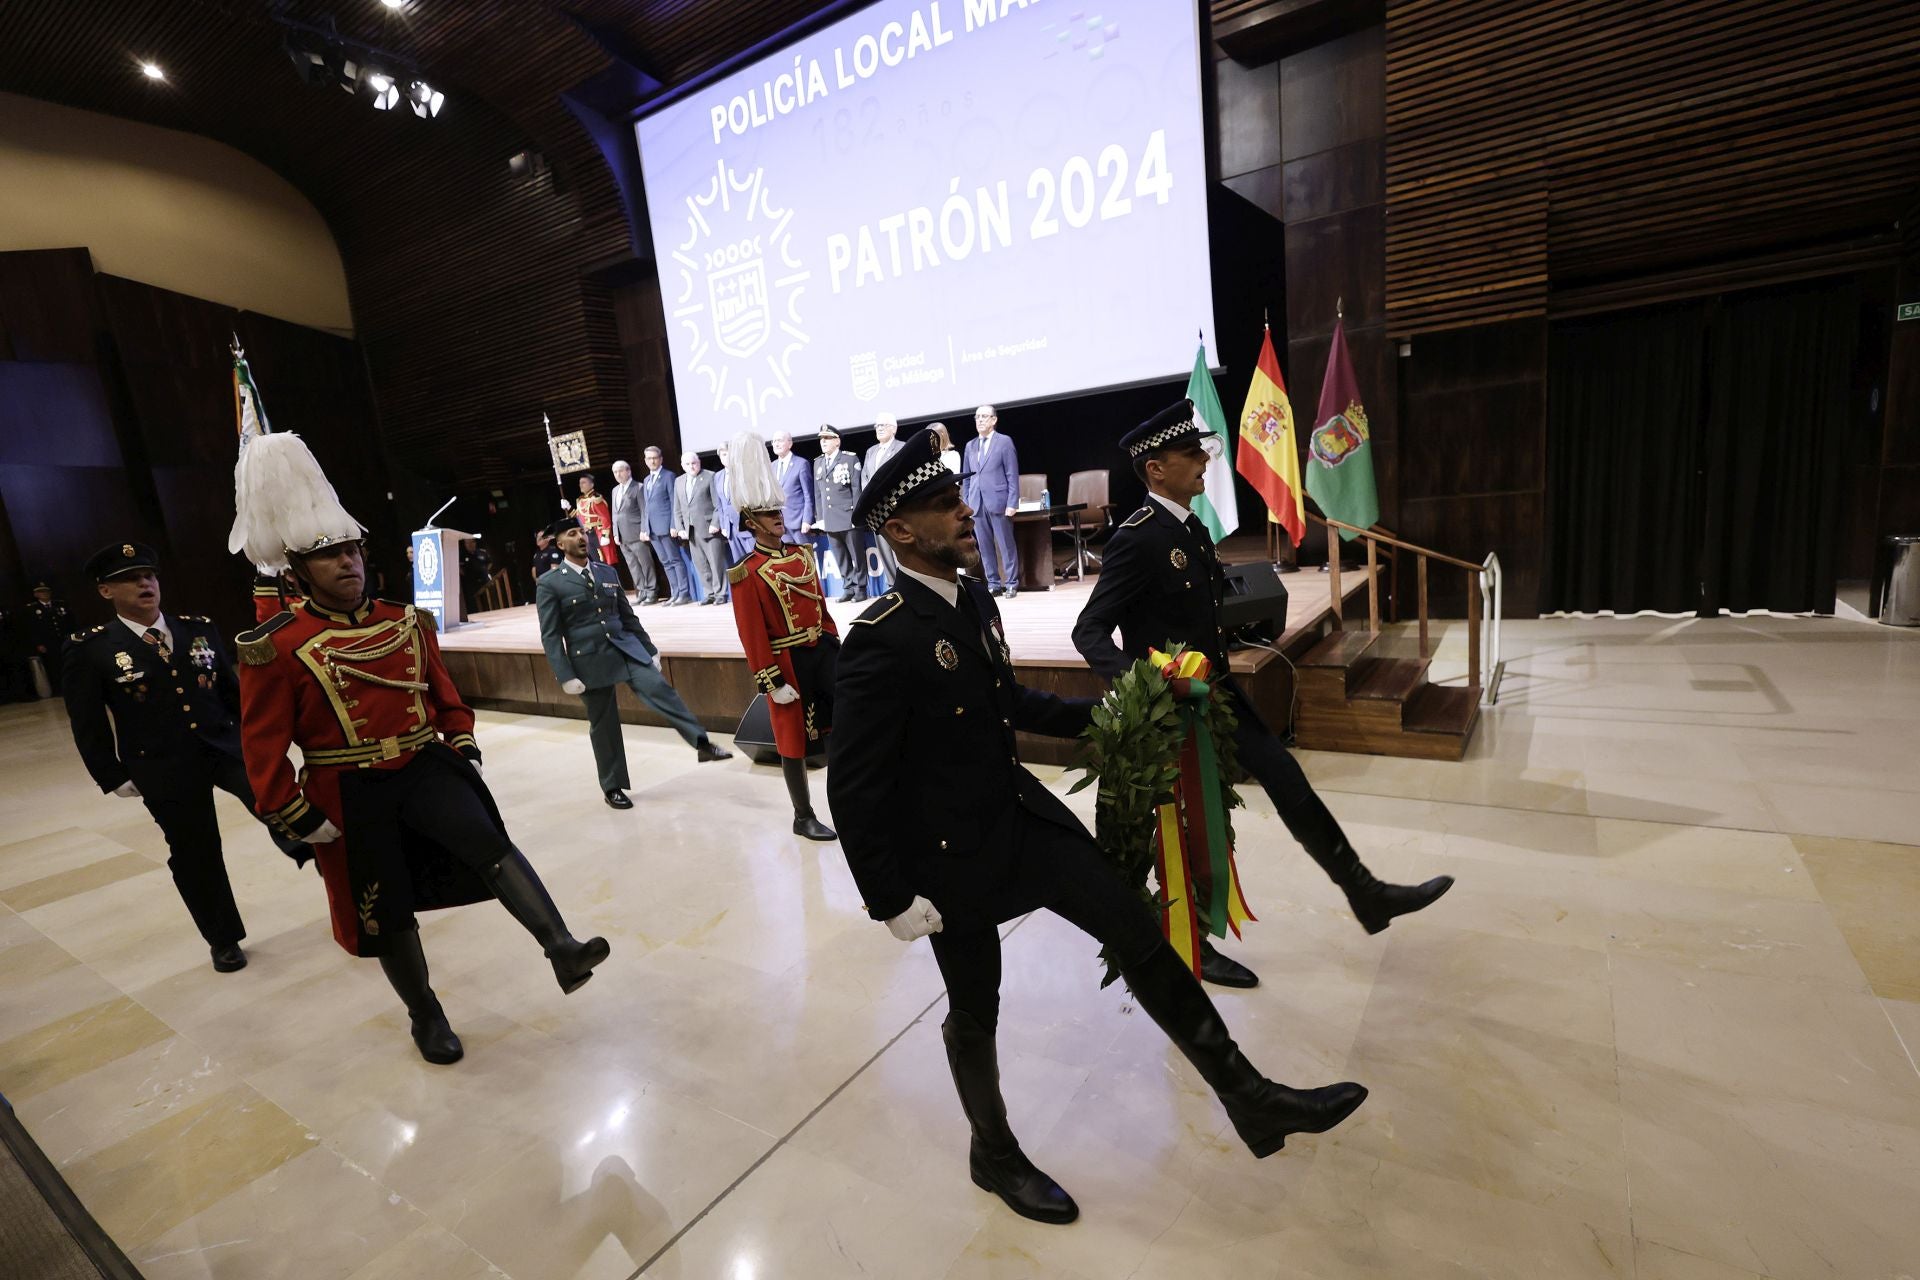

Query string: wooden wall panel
1382 0 1920 334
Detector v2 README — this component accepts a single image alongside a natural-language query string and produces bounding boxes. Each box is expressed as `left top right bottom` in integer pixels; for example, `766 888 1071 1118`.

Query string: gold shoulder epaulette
851 592 904 626
727 561 751 585
236 610 294 665
1121 506 1154 528
409 604 436 633
182 614 210 623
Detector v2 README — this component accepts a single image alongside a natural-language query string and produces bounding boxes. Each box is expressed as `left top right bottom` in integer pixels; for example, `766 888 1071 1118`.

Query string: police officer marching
830 428 1368 1225
809 424 868 602
1072 400 1453 989
61 542 302 973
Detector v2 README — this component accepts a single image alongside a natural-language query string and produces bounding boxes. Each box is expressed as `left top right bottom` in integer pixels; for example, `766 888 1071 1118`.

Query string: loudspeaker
732 693 825 768
1218 561 1290 638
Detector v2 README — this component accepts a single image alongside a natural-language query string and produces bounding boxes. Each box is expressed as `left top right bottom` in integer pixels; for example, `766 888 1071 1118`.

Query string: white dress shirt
119 613 172 651
896 564 960 608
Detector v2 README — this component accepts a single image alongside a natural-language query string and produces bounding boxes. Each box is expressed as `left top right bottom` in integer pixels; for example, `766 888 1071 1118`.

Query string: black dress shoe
1199 939 1259 988
1348 874 1456 935
1003 587 1018 600
695 740 733 763
792 815 837 841
210 943 248 973
604 789 633 809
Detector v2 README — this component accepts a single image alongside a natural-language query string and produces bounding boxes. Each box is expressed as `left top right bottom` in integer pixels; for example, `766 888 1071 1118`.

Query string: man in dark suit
61 542 301 972
770 431 813 542
831 430 1366 1225
713 443 750 563
673 450 730 605
962 404 1021 597
610 458 656 602
641 446 691 605
1072 401 1453 986
810 424 867 602
862 415 905 585
536 519 730 808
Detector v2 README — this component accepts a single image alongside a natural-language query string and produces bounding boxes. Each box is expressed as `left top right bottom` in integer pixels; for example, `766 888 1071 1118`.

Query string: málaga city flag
1305 316 1379 540
1184 343 1239 543
232 338 271 448
1235 327 1305 546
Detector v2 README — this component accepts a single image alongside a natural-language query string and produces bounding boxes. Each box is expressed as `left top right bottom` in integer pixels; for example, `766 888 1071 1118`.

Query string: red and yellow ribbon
1147 648 1256 976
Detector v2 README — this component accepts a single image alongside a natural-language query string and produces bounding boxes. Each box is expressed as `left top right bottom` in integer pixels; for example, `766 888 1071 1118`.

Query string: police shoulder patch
1121 505 1155 528
236 610 294 665
850 592 904 626
727 561 751 585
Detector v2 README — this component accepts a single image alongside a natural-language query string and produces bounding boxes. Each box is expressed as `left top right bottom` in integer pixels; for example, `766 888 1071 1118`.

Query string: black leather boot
1199 938 1259 988
378 928 463 1065
942 1011 1079 1224
1288 795 1454 935
1122 943 1366 1157
782 757 837 841
483 849 611 993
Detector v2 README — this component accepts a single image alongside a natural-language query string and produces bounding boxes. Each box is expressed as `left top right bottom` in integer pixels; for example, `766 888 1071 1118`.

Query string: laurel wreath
1069 645 1244 986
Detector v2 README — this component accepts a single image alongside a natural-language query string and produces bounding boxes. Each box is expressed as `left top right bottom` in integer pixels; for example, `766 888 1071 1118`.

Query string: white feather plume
228 433 364 573
727 431 781 513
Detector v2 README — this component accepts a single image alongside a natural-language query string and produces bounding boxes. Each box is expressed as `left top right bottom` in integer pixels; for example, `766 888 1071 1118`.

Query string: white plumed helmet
228 432 365 573
726 431 781 514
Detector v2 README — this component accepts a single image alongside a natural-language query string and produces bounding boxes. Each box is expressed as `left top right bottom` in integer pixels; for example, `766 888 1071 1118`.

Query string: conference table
1007 502 1087 591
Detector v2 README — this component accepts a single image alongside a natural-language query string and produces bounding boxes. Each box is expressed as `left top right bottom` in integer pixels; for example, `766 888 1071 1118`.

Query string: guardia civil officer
831 429 1367 1225
1072 401 1453 988
536 516 731 809
61 542 300 973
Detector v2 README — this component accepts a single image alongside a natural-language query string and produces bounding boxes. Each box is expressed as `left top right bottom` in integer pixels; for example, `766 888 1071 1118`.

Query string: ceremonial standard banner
1305 316 1379 539
1185 343 1239 543
1235 327 1305 546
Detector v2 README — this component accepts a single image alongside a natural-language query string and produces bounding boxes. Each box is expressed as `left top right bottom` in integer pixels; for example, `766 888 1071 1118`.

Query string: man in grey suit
862 414 905 584
811 424 867 602
609 459 657 602
536 519 731 808
674 451 731 605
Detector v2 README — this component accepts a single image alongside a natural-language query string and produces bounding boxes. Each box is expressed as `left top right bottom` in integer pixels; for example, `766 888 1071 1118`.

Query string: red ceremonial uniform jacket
727 541 838 758
236 598 481 948
574 493 618 565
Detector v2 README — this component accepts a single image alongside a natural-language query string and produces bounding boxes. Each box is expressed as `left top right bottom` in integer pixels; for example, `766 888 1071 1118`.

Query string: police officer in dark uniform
810 424 867 601
535 517 731 808
831 429 1367 1226
530 528 564 585
60 543 294 973
1073 401 1453 988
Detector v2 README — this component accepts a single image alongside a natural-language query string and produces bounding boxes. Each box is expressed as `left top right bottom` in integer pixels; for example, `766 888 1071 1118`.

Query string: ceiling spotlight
407 79 444 118
140 61 165 81
380 0 408 9
367 72 399 110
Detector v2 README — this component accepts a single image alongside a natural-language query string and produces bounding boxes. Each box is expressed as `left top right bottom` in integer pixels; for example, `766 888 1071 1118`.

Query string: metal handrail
1480 552 1505 705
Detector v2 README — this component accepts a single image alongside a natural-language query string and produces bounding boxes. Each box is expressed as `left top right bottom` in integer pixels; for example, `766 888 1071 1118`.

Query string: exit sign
1900 302 1920 322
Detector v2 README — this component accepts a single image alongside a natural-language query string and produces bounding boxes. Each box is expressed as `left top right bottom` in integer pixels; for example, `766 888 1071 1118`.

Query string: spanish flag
1236 327 1305 546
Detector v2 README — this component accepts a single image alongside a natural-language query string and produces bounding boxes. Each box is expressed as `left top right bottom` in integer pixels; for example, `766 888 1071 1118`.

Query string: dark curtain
1699 277 1859 615
1544 303 1709 613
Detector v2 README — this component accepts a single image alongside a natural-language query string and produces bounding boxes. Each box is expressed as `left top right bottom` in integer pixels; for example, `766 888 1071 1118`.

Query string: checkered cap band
1127 415 1199 458
865 458 952 532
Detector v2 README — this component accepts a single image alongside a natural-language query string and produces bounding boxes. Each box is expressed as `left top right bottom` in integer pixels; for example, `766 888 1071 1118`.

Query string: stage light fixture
367 71 400 110
380 0 408 9
140 61 165 81
407 79 443 118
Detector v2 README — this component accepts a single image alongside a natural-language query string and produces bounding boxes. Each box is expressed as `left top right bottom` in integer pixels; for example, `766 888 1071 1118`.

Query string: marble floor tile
342 1224 511 1280
1632 1240 1771 1280
10 1031 243 1167
1792 834 1920 1001
1884 998 1920 1079
0 994 174 1100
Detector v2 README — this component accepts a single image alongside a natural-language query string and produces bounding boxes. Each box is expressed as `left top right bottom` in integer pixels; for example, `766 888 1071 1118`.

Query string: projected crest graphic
672 160 811 429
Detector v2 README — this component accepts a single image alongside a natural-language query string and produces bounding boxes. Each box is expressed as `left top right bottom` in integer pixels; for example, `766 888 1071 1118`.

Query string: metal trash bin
1881 535 1920 627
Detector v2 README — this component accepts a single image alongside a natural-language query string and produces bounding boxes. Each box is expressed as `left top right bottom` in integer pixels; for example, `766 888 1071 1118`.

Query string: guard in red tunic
573 474 618 566
724 431 838 840
229 433 609 1065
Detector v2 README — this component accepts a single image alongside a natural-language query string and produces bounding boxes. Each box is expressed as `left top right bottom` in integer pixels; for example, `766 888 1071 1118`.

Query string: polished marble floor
1 614 1917 1279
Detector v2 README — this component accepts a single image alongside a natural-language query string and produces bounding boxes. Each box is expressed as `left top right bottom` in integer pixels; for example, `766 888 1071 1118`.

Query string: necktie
142 627 171 661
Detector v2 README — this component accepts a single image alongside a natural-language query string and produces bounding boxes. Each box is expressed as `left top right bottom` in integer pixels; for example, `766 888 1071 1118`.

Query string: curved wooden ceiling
0 0 837 486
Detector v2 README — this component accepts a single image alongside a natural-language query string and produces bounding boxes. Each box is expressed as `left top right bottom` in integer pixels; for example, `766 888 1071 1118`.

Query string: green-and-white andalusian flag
232 335 271 448
1185 341 1240 542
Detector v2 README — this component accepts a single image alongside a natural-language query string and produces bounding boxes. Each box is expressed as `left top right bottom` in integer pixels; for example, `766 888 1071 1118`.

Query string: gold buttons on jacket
939 839 948 849
954 706 964 716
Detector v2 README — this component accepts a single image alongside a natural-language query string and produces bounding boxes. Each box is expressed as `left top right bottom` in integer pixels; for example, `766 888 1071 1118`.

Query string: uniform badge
1170 548 1189 569
115 651 134 674
189 636 217 669
122 543 135 557
990 618 1012 665
934 638 959 670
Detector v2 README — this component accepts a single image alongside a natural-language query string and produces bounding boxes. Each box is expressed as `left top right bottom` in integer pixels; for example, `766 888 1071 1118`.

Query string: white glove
112 780 140 798
770 684 799 705
562 678 586 695
310 819 344 844
886 896 944 942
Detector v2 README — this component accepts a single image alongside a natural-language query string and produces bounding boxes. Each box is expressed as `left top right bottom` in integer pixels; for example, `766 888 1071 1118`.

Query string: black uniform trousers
1226 682 1345 858
142 747 252 947
821 528 867 597
395 765 517 874
928 814 1162 1033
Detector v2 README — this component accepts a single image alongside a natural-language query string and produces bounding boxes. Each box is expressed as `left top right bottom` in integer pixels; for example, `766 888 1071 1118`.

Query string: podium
411 526 477 629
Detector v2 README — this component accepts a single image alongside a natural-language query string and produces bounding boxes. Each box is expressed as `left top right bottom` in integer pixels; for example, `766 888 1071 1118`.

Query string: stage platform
437 546 1374 764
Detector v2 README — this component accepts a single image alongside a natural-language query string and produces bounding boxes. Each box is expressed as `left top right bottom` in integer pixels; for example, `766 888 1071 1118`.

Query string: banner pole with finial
1337 296 1344 321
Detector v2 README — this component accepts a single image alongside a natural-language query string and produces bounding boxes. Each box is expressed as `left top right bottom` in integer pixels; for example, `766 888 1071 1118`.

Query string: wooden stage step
1291 626 1480 761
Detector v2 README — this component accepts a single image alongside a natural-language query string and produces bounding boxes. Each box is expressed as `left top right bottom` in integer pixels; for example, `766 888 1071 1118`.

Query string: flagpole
542 412 567 514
